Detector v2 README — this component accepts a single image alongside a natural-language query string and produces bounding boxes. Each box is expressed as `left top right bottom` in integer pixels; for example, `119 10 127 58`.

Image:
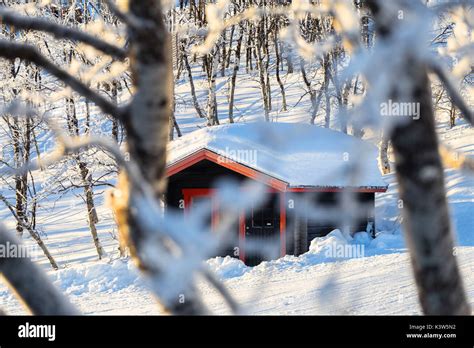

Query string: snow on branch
104 0 155 31
190 0 358 60
0 104 240 314
0 8 127 60
0 112 130 179
0 40 127 121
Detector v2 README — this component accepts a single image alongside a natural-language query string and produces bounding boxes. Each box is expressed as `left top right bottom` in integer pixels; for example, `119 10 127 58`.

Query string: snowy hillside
0 115 472 315
0 0 472 316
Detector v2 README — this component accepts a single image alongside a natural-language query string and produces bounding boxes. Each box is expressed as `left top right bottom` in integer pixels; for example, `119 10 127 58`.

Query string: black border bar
0 315 473 346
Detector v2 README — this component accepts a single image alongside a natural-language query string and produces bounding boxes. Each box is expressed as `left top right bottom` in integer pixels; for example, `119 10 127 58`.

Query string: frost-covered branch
104 0 155 31
56 136 239 314
0 105 239 314
366 0 470 315
0 40 127 120
0 8 127 60
0 224 77 315
0 193 59 270
201 268 239 313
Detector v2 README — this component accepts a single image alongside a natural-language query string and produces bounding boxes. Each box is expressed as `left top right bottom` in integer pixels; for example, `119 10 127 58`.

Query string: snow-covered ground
0 61 472 315
1 126 472 315
2 224 473 315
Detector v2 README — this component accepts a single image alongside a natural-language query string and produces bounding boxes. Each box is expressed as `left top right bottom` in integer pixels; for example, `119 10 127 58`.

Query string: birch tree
0 0 235 315
366 0 471 314
0 0 471 317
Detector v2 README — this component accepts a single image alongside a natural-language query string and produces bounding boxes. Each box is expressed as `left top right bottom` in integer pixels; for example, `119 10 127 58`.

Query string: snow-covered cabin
166 123 387 265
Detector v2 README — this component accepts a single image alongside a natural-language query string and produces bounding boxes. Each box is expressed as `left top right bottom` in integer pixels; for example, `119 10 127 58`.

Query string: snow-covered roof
167 122 387 189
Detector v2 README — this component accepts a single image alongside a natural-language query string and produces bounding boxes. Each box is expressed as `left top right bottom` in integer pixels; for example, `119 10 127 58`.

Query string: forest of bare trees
0 0 472 317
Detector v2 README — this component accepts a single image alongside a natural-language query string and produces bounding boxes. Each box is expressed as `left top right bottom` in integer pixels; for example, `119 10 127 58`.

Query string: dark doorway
183 188 239 259
245 193 280 266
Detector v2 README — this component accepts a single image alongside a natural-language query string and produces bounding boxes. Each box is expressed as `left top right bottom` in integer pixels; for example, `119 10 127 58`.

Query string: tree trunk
246 23 254 73
340 82 351 133
274 30 287 112
323 55 331 128
79 161 104 259
285 42 294 74
379 131 391 174
368 0 470 315
116 0 207 314
449 102 456 128
220 29 227 77
390 65 469 315
256 37 269 121
204 53 219 126
229 24 244 123
111 80 120 142
65 95 104 259
12 118 28 238
182 43 205 119
300 60 319 124
226 23 235 69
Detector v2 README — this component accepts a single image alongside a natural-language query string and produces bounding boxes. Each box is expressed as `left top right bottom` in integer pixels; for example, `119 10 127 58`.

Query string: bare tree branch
0 8 127 60
201 268 240 313
104 0 155 31
429 62 474 126
367 0 471 315
0 117 238 313
0 224 77 315
0 40 127 120
0 193 59 270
